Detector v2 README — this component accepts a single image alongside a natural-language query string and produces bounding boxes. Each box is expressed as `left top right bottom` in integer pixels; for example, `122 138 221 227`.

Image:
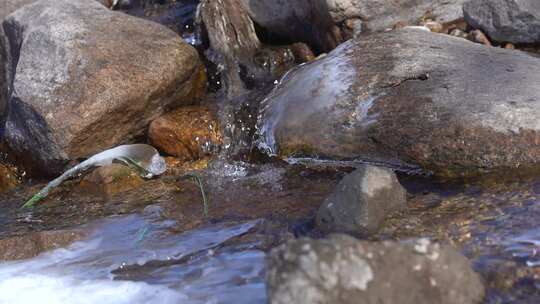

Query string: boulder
1 0 205 176
1 1 38 121
239 0 342 52
316 165 406 236
463 0 540 44
267 235 485 304
326 0 466 31
257 29 540 177
148 105 222 160
240 0 465 48
0 0 36 21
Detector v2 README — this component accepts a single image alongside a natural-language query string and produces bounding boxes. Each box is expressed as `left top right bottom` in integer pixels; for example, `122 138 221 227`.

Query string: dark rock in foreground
1 0 205 176
267 235 485 304
258 29 540 177
316 165 406 236
464 0 540 44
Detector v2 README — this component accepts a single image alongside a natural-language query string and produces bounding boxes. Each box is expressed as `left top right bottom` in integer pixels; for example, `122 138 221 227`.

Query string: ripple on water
505 228 540 267
0 211 265 304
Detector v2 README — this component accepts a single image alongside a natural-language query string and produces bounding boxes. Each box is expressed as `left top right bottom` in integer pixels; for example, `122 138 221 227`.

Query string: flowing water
0 207 265 304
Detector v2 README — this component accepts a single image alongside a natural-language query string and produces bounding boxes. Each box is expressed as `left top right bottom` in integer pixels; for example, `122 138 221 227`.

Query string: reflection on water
505 228 540 267
0 209 265 304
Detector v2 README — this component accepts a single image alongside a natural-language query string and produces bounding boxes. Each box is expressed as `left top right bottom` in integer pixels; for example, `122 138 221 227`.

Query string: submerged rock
148 105 223 160
79 163 145 199
316 165 406 236
267 235 485 304
257 29 540 177
464 0 540 44
1 0 205 176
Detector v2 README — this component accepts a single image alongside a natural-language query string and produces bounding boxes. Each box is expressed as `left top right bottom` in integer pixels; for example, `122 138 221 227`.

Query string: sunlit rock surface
1 0 205 176
267 234 485 304
257 29 540 177
149 105 222 160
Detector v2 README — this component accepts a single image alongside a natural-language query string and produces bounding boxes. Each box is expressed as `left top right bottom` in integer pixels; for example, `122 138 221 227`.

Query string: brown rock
422 21 444 33
0 229 86 261
149 106 222 160
290 42 316 63
0 163 19 193
393 20 409 30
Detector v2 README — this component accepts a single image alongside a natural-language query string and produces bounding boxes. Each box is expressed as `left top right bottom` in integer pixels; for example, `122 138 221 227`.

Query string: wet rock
316 165 406 236
464 0 540 44
326 0 466 32
239 0 342 53
257 29 540 178
148 105 222 160
1 0 205 176
267 235 485 304
0 163 19 193
79 163 145 199
0 229 86 260
199 0 261 97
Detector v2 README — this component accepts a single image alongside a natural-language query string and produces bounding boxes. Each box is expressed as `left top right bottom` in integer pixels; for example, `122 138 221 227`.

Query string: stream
1 1 539 303
0 207 265 304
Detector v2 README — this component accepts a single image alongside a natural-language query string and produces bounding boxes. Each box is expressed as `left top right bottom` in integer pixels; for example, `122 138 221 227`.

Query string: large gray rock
327 0 466 30
0 0 37 21
316 165 406 236
257 29 540 178
464 0 540 44
240 0 465 48
1 0 205 175
267 235 485 304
